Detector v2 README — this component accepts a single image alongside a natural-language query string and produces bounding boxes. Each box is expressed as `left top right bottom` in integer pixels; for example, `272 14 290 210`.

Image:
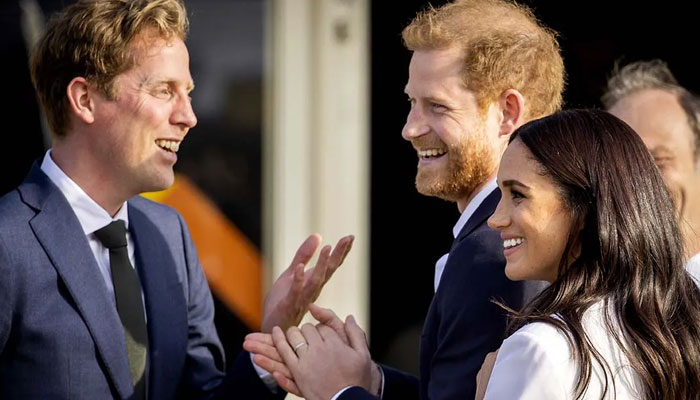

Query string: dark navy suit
339 189 544 400
0 165 281 399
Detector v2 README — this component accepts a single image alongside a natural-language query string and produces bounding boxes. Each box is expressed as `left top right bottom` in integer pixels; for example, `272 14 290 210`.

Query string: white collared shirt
42 150 278 388
40 149 136 303
686 252 700 286
434 180 498 292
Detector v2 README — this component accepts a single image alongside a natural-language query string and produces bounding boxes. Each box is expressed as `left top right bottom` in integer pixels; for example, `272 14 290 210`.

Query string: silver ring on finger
293 341 308 354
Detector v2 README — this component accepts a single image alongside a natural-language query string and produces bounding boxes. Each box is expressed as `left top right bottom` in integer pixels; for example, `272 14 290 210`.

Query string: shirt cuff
250 352 278 393
378 364 385 398
330 366 385 400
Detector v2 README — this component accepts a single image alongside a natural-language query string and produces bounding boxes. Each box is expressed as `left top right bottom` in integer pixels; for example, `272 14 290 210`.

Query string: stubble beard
414 130 498 203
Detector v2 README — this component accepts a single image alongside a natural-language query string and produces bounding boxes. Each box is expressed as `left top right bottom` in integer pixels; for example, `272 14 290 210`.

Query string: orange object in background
143 174 262 330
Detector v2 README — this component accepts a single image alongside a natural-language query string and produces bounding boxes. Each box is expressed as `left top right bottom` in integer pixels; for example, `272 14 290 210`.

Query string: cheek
660 169 685 194
434 121 463 146
528 215 569 270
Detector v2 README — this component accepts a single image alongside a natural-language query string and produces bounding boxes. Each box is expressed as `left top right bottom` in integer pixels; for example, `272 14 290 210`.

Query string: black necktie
94 220 148 400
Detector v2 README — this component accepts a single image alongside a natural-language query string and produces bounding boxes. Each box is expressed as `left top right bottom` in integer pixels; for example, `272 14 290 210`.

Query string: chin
139 173 176 194
415 175 462 202
504 265 527 282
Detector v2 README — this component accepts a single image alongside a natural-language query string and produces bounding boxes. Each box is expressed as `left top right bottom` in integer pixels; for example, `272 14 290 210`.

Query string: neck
456 172 497 213
51 142 127 217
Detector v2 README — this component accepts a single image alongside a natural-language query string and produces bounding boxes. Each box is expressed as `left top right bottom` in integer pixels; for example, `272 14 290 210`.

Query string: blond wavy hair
402 0 564 120
29 0 189 138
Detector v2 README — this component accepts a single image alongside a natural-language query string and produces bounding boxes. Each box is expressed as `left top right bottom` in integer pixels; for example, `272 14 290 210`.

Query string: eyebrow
143 78 195 93
501 179 530 190
649 145 673 155
403 90 451 105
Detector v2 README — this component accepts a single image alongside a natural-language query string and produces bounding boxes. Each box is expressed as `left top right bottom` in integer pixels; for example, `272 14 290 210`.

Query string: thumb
344 315 369 355
310 304 348 344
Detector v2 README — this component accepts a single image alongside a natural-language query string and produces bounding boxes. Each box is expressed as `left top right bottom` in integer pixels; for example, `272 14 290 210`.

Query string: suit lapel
20 165 133 399
128 202 187 399
455 188 501 243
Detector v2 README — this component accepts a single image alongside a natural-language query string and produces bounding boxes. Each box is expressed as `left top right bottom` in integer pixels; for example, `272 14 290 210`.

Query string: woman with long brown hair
482 109 700 399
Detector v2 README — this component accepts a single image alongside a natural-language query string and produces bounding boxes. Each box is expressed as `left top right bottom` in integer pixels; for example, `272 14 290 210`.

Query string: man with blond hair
245 0 565 399
0 0 353 398
604 60 700 281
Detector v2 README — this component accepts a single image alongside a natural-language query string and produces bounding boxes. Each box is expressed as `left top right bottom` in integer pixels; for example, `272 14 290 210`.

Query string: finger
285 326 309 356
290 262 305 302
243 338 283 363
245 332 274 346
307 245 332 290
309 304 348 343
288 234 322 271
316 324 342 343
345 315 370 356
296 246 331 306
273 371 302 396
272 326 298 367
326 235 355 280
252 353 292 377
300 322 324 346
309 304 341 325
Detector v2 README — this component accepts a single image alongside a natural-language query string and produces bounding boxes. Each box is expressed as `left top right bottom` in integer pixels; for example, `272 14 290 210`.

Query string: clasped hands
245 304 382 400
252 233 381 399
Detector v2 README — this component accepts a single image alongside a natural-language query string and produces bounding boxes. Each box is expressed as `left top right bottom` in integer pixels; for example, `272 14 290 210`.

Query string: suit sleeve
483 330 568 399
425 228 525 399
176 213 283 400
381 365 419 400
335 364 419 400
0 236 12 355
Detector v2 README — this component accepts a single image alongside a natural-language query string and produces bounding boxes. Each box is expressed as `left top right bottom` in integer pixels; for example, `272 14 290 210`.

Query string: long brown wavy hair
506 109 700 399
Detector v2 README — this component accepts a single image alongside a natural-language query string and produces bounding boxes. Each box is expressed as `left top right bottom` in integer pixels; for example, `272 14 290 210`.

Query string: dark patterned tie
95 220 147 400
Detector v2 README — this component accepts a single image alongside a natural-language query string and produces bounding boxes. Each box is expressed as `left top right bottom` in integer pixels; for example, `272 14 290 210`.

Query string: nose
402 105 430 141
487 196 509 231
172 94 197 130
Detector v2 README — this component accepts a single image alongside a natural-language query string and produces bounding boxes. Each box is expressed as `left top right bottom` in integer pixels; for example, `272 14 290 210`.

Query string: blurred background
1 0 697 391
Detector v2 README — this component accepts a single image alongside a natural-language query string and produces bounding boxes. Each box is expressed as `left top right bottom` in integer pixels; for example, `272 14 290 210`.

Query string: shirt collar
40 149 129 235
452 179 498 238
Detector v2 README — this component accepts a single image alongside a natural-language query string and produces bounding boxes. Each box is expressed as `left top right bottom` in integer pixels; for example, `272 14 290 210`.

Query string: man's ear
497 89 525 138
66 77 96 124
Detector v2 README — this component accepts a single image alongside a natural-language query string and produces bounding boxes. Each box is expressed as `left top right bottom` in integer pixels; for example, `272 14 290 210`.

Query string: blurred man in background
604 60 700 280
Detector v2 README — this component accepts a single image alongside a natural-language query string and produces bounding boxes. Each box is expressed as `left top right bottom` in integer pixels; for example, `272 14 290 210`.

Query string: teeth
417 148 447 158
156 139 181 153
503 238 525 249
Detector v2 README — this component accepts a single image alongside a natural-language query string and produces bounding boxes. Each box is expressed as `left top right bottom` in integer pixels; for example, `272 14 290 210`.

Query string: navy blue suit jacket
0 165 281 399
339 189 544 400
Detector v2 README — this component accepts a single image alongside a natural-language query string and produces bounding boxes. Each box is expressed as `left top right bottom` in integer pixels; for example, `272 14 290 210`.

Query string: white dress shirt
434 180 498 292
41 150 277 390
484 302 642 399
40 150 136 302
685 252 700 286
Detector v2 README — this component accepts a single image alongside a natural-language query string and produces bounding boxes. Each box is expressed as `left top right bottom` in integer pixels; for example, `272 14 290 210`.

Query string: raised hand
261 234 354 333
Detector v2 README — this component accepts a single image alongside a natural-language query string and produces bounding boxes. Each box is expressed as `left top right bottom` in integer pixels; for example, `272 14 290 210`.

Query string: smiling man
604 60 700 280
0 1 354 399
250 1 565 400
